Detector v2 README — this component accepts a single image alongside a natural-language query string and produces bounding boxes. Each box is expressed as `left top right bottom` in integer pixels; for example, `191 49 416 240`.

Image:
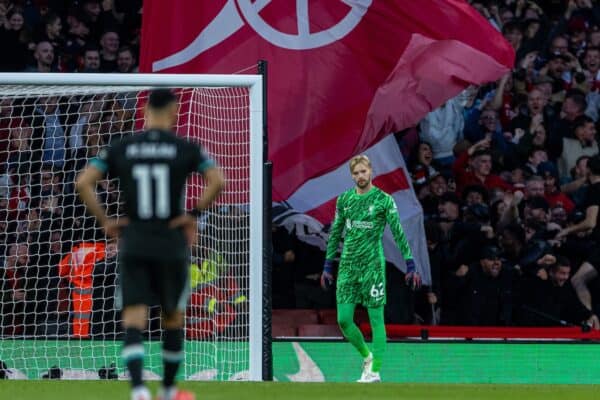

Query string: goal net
0 74 264 381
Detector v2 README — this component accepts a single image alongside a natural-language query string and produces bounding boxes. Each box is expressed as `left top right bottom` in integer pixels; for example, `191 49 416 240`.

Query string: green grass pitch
0 382 598 400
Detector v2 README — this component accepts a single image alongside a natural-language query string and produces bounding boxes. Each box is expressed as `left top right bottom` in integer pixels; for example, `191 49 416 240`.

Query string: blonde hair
349 155 372 172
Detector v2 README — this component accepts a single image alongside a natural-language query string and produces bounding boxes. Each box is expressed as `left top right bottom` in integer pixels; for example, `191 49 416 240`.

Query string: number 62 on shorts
370 283 384 299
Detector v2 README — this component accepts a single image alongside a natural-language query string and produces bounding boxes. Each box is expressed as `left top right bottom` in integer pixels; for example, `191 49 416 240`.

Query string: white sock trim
163 349 184 363
122 344 144 361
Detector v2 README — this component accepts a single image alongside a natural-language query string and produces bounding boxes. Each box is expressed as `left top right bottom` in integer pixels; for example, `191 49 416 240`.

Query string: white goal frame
0 72 264 381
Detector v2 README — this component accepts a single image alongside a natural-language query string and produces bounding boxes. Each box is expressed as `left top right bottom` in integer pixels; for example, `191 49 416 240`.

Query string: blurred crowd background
3 0 600 338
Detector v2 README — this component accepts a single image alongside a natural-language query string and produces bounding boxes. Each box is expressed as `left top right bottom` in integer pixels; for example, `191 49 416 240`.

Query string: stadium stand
3 0 600 340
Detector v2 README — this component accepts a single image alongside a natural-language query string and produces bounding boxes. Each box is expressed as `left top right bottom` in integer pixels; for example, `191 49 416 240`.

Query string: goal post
0 73 265 381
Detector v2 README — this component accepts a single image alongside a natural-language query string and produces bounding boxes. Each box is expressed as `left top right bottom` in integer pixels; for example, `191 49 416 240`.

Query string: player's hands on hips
103 217 129 238
320 259 335 291
169 214 198 246
405 259 421 290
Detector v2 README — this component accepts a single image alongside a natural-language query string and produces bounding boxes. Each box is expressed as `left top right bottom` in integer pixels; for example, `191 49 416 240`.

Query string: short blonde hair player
321 154 419 382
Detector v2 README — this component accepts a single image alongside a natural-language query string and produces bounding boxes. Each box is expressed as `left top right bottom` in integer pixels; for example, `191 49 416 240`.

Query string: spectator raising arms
453 139 512 194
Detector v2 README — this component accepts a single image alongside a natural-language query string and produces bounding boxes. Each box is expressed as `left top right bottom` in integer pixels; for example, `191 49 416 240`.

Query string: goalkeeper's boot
357 370 381 383
156 387 196 400
357 352 373 382
131 386 152 400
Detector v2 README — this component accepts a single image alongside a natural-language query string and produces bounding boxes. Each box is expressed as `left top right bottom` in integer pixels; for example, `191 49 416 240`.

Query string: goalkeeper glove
405 259 421 290
321 259 334 291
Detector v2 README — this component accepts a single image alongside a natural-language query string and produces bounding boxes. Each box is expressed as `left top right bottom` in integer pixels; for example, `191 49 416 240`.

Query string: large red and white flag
140 0 514 283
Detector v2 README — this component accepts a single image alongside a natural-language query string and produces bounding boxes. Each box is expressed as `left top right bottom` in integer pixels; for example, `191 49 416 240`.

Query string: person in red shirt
453 138 512 195
538 161 575 215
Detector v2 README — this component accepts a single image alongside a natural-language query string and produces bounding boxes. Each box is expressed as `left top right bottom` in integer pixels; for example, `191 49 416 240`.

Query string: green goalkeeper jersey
325 186 413 267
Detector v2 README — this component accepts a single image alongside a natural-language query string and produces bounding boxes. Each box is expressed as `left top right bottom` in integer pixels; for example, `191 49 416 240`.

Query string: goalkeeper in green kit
320 155 420 383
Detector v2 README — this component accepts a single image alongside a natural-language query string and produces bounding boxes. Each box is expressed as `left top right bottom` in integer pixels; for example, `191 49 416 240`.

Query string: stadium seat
318 309 338 324
297 324 343 338
318 307 370 325
272 309 318 327
272 324 297 337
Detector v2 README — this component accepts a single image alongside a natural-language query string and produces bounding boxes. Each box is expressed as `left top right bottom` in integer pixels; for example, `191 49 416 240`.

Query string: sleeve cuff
197 159 216 173
90 158 108 174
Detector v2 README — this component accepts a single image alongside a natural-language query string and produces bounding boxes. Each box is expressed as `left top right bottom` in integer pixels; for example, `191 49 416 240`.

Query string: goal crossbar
0 73 263 89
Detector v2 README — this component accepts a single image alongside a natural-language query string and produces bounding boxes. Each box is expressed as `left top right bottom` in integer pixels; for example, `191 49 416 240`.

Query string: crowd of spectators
0 0 140 336
4 0 600 337
0 91 137 336
0 0 141 73
274 0 600 331
401 0 600 328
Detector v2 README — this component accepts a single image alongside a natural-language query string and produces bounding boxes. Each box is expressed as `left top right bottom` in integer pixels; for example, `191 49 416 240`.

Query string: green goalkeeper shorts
336 262 386 307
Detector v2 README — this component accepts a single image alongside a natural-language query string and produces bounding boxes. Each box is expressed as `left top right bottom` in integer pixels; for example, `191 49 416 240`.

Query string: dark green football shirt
325 186 413 268
91 129 214 259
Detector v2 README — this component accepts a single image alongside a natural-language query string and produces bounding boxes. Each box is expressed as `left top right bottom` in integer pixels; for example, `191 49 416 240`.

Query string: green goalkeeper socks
337 303 370 358
367 306 385 373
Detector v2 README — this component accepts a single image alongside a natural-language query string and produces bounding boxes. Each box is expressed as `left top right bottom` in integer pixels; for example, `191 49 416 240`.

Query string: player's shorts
336 262 386 308
117 255 190 314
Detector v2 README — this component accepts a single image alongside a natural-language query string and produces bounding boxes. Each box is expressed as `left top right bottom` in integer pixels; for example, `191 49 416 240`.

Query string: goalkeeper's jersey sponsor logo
346 219 374 230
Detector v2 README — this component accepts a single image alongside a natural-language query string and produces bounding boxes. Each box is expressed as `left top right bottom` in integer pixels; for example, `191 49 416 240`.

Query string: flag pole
258 59 273 381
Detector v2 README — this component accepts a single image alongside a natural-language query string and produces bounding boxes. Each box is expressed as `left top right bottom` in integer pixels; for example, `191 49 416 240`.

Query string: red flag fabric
140 1 514 283
140 0 514 202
